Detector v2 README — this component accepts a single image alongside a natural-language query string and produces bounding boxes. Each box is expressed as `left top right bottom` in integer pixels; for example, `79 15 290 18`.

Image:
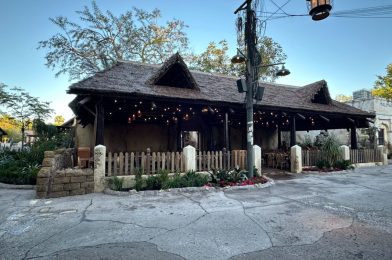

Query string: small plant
315 159 331 170
134 168 144 191
182 171 209 187
168 173 186 188
333 160 354 170
157 169 170 189
108 176 124 191
145 175 162 190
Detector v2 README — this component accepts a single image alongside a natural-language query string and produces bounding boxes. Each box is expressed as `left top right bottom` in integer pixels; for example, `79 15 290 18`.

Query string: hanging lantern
137 110 142 117
127 117 132 124
306 0 333 21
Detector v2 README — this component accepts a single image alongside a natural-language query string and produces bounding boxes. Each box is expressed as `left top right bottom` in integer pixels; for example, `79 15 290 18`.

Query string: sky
0 0 391 122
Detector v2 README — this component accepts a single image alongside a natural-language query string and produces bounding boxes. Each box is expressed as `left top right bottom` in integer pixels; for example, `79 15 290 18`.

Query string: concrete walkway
0 165 391 259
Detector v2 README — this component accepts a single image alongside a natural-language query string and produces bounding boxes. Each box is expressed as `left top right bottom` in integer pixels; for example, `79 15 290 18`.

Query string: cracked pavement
0 165 391 260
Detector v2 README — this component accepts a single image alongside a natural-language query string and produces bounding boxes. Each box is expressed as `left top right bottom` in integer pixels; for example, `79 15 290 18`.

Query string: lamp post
232 0 330 177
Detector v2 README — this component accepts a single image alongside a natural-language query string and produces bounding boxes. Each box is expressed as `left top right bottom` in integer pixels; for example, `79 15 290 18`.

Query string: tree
4 87 53 147
188 37 287 82
53 115 65 126
38 1 189 80
372 64 392 100
335 94 352 102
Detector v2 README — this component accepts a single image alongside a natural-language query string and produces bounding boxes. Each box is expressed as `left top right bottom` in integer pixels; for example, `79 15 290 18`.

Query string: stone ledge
103 177 274 197
0 182 35 190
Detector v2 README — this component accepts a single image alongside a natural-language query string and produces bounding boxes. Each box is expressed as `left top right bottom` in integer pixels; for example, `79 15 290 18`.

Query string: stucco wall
75 122 279 153
346 97 392 146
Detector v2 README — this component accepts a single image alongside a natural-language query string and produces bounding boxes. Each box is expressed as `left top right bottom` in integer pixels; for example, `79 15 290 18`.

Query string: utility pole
235 0 257 177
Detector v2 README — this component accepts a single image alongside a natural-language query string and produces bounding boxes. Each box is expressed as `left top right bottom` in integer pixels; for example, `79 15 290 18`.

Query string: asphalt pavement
0 165 391 260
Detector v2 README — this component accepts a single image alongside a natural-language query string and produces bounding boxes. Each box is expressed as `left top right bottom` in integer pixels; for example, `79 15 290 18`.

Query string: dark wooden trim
290 115 296 147
224 112 229 150
95 101 104 146
351 126 358 149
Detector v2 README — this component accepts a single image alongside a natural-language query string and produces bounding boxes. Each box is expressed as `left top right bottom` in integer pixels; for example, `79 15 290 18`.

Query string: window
378 129 385 145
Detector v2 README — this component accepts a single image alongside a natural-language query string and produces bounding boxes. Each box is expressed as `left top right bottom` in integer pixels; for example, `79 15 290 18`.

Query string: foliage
301 134 314 149
137 170 209 191
209 168 248 185
333 160 354 170
315 159 331 170
0 115 22 141
188 36 286 82
187 40 237 76
53 115 65 126
0 85 53 146
320 134 341 167
372 64 392 100
38 1 189 80
108 176 124 191
134 168 144 191
0 130 74 185
180 171 209 187
314 131 329 148
0 149 40 185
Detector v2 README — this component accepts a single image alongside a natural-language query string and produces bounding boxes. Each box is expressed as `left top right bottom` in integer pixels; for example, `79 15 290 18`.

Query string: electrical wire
256 2 392 21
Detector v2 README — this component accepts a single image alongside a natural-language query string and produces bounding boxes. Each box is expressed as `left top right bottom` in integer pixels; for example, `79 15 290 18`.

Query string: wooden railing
106 149 248 176
350 149 382 164
106 150 184 176
302 148 382 166
302 150 323 167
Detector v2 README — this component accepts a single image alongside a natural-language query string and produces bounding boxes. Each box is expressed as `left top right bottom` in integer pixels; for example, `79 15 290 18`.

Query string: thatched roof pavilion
68 53 374 151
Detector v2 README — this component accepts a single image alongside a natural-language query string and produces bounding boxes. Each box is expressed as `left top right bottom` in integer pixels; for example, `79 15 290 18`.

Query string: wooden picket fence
302 150 323 167
106 150 184 176
106 149 248 176
350 149 382 164
302 148 382 166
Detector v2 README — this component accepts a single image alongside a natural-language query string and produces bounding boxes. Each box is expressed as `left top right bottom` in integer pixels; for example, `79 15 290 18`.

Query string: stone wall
36 149 94 198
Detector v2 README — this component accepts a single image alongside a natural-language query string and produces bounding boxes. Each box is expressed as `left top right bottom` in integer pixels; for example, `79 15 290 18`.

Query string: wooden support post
176 118 182 151
278 124 282 149
351 126 358 149
224 112 229 150
95 101 104 146
290 115 296 147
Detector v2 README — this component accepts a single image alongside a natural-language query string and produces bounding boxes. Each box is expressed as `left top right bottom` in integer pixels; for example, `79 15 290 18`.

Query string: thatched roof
68 54 373 118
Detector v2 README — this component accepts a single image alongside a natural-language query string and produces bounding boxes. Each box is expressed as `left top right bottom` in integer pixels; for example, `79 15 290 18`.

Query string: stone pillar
94 145 106 192
339 145 350 161
378 145 388 166
183 145 196 172
253 145 262 175
290 145 302 173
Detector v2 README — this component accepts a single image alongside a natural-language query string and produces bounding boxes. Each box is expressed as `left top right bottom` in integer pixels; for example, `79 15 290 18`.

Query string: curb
0 182 35 190
103 176 275 197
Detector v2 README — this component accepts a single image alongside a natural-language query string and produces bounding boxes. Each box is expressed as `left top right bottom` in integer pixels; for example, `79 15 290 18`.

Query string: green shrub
134 168 144 191
157 169 170 189
108 176 124 191
210 168 247 184
167 173 186 188
145 175 162 190
181 171 209 187
333 160 354 170
315 159 331 170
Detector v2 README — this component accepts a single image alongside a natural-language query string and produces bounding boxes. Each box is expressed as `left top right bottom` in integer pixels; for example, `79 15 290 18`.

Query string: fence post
94 145 106 192
290 145 302 173
339 145 350 161
183 145 196 172
378 145 388 165
253 145 262 175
